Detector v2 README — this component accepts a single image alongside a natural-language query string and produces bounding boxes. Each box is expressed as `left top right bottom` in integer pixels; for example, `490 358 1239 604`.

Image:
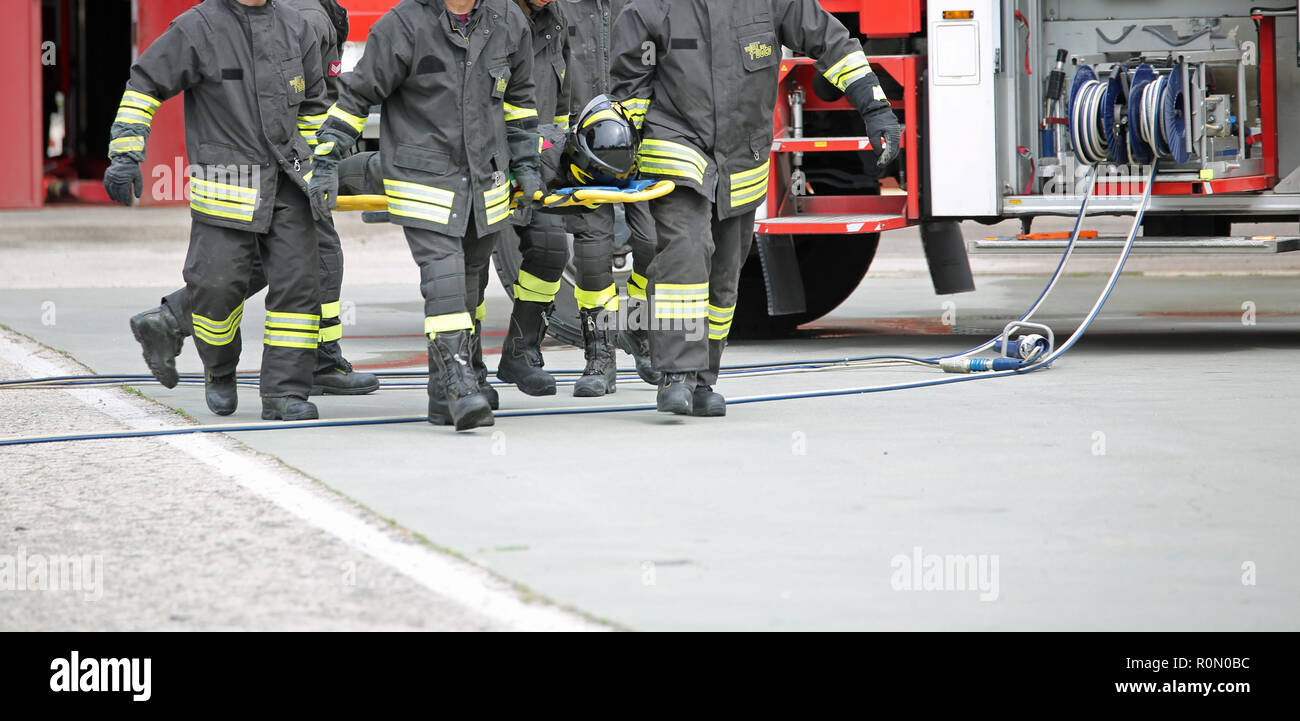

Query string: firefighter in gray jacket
309 0 543 432
103 0 331 421
127 0 380 402
611 0 902 416
488 0 573 399
563 0 660 392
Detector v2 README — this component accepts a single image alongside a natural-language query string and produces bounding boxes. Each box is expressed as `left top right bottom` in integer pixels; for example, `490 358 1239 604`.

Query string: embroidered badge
744 41 773 61
495 76 508 94
290 75 306 93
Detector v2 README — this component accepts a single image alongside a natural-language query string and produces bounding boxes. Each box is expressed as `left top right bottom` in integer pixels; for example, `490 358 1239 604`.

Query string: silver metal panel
970 235 1300 254
1001 193 1300 215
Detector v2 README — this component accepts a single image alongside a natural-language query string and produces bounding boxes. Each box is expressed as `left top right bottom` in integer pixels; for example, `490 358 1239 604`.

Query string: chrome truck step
969 235 1300 254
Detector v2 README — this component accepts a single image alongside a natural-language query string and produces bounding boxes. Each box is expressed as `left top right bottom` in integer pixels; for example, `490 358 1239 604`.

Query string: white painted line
0 333 605 632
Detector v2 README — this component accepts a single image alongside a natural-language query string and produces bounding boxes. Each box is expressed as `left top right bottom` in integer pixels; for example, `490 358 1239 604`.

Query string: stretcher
333 179 675 213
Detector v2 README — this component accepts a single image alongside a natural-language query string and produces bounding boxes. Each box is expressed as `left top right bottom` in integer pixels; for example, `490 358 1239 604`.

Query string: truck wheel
732 233 879 338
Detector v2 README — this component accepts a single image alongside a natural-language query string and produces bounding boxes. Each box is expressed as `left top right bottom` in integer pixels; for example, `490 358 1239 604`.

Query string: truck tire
732 233 879 338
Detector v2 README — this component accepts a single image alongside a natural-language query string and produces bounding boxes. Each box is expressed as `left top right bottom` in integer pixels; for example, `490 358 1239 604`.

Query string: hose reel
1068 62 1191 167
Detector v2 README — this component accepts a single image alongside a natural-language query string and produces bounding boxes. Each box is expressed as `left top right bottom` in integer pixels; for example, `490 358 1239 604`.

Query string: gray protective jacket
610 0 889 218
522 1 573 129
108 0 329 232
560 0 625 113
321 0 540 238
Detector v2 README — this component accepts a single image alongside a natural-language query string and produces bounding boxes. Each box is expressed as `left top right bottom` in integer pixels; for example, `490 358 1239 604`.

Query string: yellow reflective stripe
315 141 336 156
707 304 736 321
554 115 571 129
731 161 771 187
503 103 539 122
655 302 709 319
640 140 707 172
425 312 473 337
114 107 155 126
262 337 315 350
656 282 708 298
873 84 888 101
297 113 328 129
581 108 622 128
575 283 619 311
318 324 343 343
123 90 161 111
191 176 258 204
190 197 255 222
266 312 320 331
638 140 708 184
301 131 320 145
321 301 342 319
620 97 650 128
825 50 872 91
388 198 452 225
731 180 770 207
475 302 486 323
709 324 732 341
484 183 512 225
383 179 455 207
514 269 561 303
327 103 368 133
109 136 146 154
303 171 314 183
636 159 704 184
192 306 243 345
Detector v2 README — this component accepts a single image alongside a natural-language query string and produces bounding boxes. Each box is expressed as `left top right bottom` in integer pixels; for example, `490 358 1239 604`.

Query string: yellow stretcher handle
332 181 676 213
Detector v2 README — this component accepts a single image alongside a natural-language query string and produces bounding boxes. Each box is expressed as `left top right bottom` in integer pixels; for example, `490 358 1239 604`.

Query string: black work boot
261 396 319 421
692 383 726 417
428 330 494 431
311 341 380 396
656 371 697 416
204 371 238 416
575 308 618 397
129 306 184 388
496 300 557 396
617 327 663 387
471 321 499 410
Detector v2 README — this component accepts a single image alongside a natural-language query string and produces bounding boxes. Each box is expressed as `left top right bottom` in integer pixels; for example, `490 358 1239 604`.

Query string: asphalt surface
1 206 1298 630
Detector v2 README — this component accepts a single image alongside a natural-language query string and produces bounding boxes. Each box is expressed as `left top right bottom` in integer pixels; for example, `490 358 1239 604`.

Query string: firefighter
610 0 903 416
308 0 542 432
487 0 572 399
564 0 661 392
103 0 331 421
126 0 380 400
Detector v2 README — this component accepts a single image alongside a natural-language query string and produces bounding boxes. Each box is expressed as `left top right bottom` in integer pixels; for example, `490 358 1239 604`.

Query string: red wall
0 0 44 209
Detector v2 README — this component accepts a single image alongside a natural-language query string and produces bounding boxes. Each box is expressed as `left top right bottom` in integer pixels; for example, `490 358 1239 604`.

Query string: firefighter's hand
309 164 339 214
516 171 545 210
862 106 903 168
104 157 143 207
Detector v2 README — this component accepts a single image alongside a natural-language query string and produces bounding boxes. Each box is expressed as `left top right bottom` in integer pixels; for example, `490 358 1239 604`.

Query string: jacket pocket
738 32 779 73
282 58 307 106
490 66 511 100
392 144 451 175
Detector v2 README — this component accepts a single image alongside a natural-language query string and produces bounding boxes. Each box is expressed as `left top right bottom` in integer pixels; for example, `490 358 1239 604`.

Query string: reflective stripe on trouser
567 204 618 311
647 186 757 376
404 216 498 340
182 173 320 398
515 210 568 303
162 214 344 366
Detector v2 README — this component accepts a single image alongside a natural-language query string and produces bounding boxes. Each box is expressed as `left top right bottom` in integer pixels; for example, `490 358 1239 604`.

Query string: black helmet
564 95 640 187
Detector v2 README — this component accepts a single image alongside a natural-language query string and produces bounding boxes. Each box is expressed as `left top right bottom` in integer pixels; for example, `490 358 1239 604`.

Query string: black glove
861 106 902 168
515 170 544 210
309 135 347 215
309 157 340 215
104 156 143 207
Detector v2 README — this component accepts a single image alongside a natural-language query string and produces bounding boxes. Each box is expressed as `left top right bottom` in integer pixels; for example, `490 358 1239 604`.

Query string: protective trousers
513 211 570 305
161 213 345 372
407 215 498 338
646 187 755 385
182 174 321 398
567 205 617 312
